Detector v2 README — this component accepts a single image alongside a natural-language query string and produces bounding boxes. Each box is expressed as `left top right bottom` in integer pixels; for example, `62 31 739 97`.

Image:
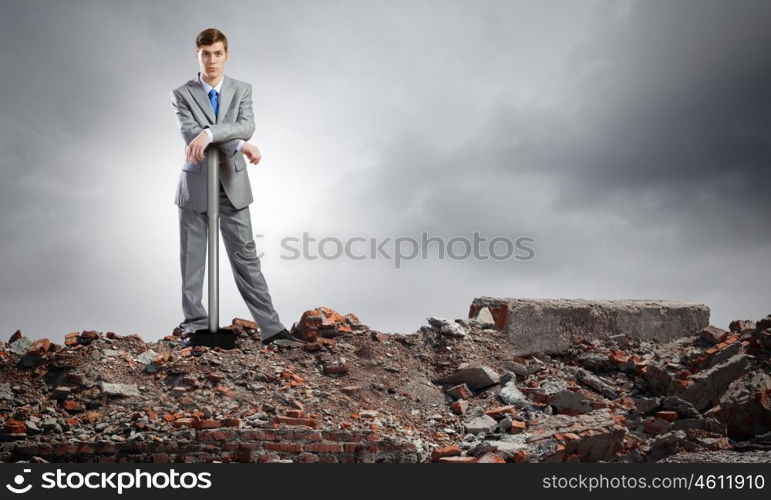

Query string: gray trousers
178 180 286 340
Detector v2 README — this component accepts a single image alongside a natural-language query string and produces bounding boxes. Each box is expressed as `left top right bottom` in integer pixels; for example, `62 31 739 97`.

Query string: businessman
170 28 304 346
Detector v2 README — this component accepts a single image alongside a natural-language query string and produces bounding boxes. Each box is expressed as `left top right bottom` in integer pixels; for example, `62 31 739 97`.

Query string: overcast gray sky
1 0 768 341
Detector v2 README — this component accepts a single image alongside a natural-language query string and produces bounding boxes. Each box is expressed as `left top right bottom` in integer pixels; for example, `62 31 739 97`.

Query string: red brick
512 450 530 463
62 400 83 412
274 416 317 428
234 451 254 463
256 453 281 463
448 384 473 400
233 318 257 329
195 430 236 442
431 445 462 461
263 442 302 453
76 443 96 454
323 363 349 375
171 417 195 428
656 411 678 422
477 452 506 463
193 419 221 429
644 417 672 435
438 456 478 463
53 445 76 455
240 429 280 441
215 385 235 397
610 350 628 367
4 420 26 434
80 331 100 341
28 338 50 355
485 406 516 419
565 453 583 463
284 430 323 442
353 444 381 455
450 400 469 415
297 452 320 463
510 420 526 434
303 442 344 453
344 443 365 453
95 443 118 454
322 430 353 441
380 441 418 453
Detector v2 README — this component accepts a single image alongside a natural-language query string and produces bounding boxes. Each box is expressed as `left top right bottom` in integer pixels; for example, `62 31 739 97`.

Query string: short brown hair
195 28 228 52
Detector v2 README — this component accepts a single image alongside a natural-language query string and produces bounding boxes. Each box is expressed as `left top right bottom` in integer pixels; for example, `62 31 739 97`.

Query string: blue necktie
208 88 219 118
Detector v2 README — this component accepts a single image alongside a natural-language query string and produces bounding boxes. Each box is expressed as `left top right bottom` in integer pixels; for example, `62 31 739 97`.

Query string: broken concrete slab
401 377 445 406
9 336 32 356
661 396 701 419
522 409 626 462
679 354 751 411
716 370 771 441
470 297 710 356
699 325 728 345
481 434 529 460
427 317 467 338
463 414 498 434
433 365 500 391
547 390 592 415
0 383 14 401
499 381 534 410
135 350 157 365
575 369 620 400
98 382 140 398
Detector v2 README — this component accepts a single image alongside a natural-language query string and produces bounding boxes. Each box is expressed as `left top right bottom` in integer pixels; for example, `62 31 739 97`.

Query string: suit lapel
186 74 235 124
186 75 215 124
216 75 234 124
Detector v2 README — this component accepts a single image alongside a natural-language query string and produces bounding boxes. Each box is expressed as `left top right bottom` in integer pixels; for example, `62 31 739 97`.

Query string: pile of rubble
0 304 769 463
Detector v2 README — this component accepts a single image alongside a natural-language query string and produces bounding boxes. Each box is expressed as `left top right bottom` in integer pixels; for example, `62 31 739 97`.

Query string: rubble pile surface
1 306 769 463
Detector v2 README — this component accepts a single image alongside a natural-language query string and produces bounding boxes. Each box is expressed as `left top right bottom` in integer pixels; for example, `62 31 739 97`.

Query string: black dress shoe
261 329 307 346
179 333 194 349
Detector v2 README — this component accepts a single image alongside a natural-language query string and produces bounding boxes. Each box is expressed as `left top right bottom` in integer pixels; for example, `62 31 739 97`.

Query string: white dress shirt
198 72 245 153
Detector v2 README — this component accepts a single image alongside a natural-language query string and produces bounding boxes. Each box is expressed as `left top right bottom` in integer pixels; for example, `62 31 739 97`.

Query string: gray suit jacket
171 74 255 213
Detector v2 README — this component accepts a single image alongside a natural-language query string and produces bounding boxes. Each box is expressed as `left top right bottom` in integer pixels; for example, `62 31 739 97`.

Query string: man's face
196 41 228 81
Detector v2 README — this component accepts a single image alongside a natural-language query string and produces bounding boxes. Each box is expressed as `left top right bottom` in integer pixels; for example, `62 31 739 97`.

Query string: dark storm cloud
312 0 771 327
340 0 771 236
550 0 771 241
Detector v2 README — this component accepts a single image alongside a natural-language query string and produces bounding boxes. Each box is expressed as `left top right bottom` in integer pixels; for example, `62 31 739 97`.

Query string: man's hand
241 143 262 165
185 130 212 164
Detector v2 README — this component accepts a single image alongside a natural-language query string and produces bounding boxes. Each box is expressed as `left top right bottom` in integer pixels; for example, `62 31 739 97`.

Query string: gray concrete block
470 297 710 356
